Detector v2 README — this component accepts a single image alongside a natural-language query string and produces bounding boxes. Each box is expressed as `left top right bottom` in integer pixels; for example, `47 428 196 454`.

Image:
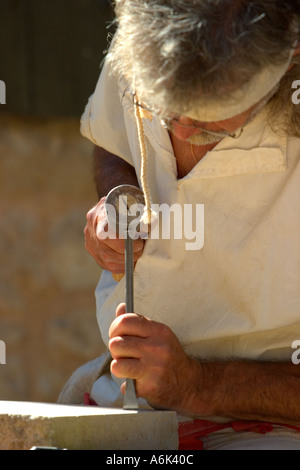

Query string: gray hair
109 0 300 135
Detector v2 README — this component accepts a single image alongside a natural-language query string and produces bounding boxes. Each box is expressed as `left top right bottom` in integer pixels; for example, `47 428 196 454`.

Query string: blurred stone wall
0 113 106 402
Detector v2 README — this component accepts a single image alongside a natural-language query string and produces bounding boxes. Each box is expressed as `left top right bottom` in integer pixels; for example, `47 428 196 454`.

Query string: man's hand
84 198 145 274
108 303 203 414
108 304 300 424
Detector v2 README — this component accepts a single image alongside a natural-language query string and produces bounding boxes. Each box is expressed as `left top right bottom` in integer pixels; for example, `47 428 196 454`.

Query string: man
59 0 300 449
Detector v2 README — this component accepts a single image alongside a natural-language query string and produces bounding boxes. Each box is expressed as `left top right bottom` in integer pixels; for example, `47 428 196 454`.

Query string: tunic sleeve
80 56 134 166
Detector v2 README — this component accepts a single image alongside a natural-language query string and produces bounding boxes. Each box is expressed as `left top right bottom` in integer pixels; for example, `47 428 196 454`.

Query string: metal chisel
105 185 145 410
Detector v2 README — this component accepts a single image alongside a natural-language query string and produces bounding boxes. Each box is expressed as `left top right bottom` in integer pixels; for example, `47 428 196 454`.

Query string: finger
98 242 125 264
86 198 106 230
116 303 126 317
110 357 141 379
120 381 126 396
86 201 122 249
85 240 126 273
109 335 143 359
109 313 149 339
96 227 145 257
120 380 143 399
101 236 144 254
96 224 125 252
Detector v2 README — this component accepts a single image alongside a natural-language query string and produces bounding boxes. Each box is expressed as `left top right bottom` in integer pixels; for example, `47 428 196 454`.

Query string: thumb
116 302 126 317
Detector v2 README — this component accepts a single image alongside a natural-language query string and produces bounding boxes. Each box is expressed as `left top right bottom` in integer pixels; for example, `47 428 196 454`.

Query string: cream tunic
81 57 300 368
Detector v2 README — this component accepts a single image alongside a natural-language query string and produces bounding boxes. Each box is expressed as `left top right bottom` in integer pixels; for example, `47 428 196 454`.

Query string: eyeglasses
133 96 244 139
132 95 245 139
160 116 245 139
132 83 279 140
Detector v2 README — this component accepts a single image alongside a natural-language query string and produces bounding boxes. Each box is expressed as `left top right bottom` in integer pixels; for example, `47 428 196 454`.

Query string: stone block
0 401 179 450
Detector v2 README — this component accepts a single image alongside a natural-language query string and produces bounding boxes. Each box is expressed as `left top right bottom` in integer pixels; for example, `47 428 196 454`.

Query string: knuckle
83 224 89 238
110 358 137 379
159 323 173 340
108 337 121 355
118 314 131 329
86 207 95 222
110 359 120 376
116 313 139 332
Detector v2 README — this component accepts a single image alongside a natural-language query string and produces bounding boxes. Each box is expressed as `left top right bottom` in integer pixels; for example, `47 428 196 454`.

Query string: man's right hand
84 197 145 274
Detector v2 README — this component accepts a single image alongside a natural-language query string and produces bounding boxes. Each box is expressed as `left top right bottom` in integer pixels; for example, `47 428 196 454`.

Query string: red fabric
178 418 300 450
178 419 235 450
83 393 98 406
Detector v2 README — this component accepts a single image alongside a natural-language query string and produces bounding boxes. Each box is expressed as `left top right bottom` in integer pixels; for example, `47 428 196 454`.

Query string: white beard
187 132 223 146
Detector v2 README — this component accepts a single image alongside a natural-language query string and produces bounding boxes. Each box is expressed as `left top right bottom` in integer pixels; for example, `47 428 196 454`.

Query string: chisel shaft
123 235 139 410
